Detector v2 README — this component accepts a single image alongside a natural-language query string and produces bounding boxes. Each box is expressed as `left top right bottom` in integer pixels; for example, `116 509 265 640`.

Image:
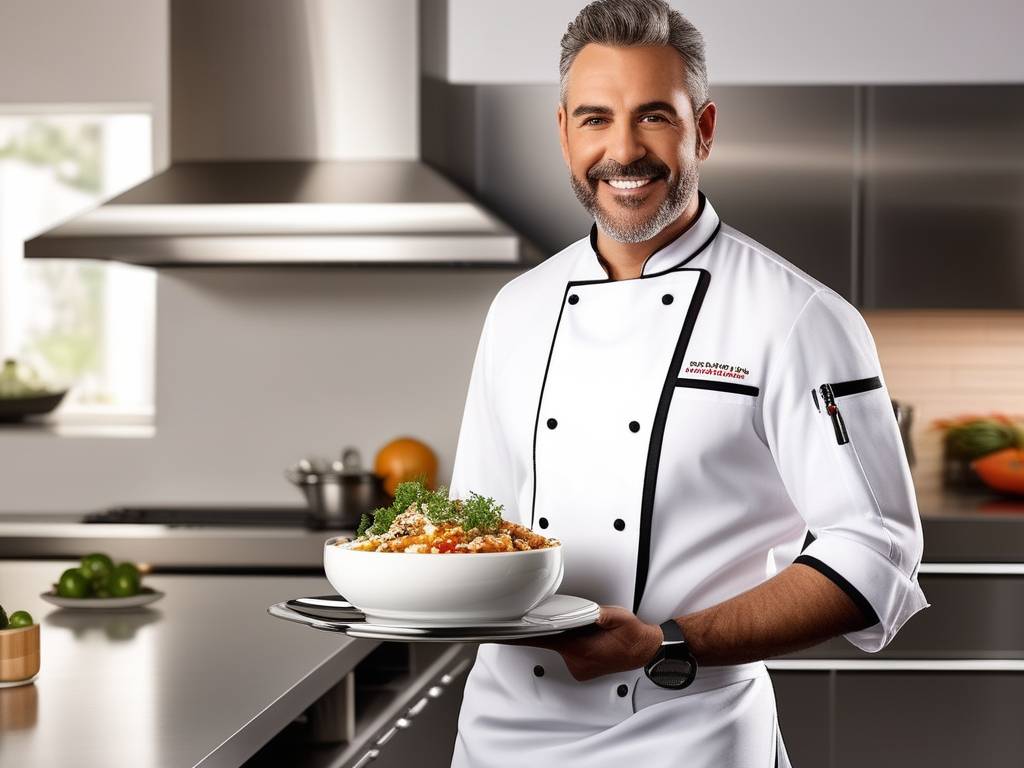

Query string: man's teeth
606 177 656 189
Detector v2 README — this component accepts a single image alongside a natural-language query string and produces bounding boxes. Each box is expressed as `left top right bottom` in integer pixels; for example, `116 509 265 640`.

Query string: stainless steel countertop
2 485 1023 568
0 561 377 767
0 513 355 571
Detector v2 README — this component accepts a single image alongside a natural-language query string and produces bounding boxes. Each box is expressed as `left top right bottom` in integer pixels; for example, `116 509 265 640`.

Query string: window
0 107 155 421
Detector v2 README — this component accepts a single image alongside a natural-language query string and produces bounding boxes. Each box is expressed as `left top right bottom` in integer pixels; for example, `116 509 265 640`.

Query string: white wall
0 267 508 512
433 0 1024 85
0 0 510 514
0 0 169 168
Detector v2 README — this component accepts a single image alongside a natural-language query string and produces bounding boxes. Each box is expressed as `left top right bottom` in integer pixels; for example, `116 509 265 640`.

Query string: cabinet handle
352 748 380 768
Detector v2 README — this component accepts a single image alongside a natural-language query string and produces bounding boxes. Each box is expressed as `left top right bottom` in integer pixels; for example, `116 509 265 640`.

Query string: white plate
40 588 164 610
0 672 39 688
269 593 601 642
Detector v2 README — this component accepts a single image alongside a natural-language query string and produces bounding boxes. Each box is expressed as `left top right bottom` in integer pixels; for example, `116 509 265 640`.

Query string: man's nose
606 121 647 167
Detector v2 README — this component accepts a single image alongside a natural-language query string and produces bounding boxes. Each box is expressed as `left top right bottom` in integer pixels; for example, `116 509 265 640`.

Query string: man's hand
508 605 663 682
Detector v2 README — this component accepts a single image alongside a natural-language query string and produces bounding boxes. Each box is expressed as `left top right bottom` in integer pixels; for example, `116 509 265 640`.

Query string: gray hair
559 0 709 117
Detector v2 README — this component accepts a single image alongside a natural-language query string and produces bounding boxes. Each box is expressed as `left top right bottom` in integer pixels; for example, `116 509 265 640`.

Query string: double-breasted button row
545 418 639 432
539 516 624 531
532 671 630 699
566 293 673 306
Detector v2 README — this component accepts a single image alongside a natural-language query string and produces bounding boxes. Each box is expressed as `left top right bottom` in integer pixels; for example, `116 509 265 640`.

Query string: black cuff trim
793 554 880 628
801 529 816 553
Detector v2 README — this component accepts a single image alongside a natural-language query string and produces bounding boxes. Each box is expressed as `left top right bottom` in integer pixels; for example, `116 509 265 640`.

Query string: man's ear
696 101 717 161
557 103 570 168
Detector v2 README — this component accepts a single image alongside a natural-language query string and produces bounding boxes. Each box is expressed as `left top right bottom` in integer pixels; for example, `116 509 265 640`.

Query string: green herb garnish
459 492 503 534
357 480 504 539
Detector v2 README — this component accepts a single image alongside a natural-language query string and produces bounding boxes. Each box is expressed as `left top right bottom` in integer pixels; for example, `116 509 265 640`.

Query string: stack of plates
267 593 600 642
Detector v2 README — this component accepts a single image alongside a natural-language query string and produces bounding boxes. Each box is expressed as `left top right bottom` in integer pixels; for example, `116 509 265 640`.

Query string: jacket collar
575 190 720 281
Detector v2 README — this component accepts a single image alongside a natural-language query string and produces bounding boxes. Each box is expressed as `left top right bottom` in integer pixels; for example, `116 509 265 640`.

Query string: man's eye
642 114 666 123
583 117 606 126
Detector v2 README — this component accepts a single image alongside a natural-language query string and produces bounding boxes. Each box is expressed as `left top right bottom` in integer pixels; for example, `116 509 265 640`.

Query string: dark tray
0 390 68 422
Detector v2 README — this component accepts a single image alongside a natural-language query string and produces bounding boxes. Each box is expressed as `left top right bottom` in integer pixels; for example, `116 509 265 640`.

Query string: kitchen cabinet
703 84 1024 309
772 567 1024 766
700 86 857 302
771 671 832 766
244 642 473 768
427 1 1024 86
836 672 1024 767
772 669 1024 768
860 85 1024 309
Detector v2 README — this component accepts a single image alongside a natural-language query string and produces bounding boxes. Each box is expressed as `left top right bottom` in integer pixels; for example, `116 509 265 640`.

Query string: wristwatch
644 619 698 689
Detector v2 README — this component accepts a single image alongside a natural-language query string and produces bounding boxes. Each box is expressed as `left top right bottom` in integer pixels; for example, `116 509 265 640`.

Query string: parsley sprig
357 480 503 539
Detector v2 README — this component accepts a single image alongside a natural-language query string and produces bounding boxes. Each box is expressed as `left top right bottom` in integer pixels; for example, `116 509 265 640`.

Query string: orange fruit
971 448 1024 495
375 437 438 496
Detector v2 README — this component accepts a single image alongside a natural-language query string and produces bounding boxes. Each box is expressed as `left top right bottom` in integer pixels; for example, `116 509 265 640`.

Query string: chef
447 1 929 766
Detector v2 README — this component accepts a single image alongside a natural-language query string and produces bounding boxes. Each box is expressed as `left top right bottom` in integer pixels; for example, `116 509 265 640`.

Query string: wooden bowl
0 624 40 682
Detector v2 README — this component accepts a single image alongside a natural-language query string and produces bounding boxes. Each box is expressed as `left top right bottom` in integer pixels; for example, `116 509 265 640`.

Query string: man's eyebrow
571 101 679 119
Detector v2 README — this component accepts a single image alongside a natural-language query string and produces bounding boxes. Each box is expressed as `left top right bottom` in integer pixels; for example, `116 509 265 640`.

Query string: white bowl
323 536 563 624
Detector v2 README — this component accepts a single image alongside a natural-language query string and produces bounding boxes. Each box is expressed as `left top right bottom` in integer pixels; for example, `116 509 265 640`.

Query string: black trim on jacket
589 191 717 278
675 377 759 397
634 270 711 613
793 554 881 627
532 220 722 615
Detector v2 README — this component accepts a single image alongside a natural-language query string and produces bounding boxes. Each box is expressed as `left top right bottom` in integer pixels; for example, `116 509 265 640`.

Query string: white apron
448 192 928 768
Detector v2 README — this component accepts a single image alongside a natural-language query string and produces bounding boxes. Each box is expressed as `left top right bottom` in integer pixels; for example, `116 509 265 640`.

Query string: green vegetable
0 604 7 629
0 358 51 398
57 567 91 598
7 610 32 628
80 552 114 585
357 480 504 539
109 562 141 597
459 492 503 534
945 420 1021 460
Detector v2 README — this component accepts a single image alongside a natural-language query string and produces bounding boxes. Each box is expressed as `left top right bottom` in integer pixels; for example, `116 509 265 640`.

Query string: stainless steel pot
285 447 391 530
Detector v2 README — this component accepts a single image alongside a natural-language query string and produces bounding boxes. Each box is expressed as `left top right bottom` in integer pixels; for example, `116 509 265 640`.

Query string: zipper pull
820 383 850 445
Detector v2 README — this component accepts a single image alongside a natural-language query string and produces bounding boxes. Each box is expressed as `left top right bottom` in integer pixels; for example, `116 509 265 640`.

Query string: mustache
588 161 669 181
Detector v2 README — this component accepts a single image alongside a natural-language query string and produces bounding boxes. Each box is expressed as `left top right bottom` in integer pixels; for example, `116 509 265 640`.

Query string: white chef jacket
448 191 929 768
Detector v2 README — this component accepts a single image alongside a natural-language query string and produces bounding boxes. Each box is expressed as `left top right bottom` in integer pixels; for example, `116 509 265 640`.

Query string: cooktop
82 505 321 528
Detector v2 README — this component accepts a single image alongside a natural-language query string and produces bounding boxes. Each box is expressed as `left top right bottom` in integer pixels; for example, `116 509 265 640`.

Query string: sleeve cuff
795 534 930 653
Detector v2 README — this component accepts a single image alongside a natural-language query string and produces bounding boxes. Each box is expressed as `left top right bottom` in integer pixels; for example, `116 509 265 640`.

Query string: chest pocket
661 377 761 461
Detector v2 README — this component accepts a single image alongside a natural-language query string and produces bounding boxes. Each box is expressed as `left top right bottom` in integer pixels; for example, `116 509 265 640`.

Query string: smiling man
563 42 710 279
448 2 928 766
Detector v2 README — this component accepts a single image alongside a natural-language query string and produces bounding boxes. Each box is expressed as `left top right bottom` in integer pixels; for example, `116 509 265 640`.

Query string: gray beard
569 162 699 244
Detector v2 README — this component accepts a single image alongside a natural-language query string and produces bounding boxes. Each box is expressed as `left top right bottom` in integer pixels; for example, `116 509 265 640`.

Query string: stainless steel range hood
25 0 538 267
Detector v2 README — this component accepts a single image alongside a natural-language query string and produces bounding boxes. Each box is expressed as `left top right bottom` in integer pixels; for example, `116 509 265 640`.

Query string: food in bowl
324 482 563 624
342 481 559 553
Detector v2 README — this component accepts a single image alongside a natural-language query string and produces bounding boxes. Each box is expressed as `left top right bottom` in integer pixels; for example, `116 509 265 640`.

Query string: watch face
648 656 696 689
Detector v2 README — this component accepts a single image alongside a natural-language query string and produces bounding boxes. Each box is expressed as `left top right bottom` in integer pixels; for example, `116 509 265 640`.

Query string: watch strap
660 619 684 644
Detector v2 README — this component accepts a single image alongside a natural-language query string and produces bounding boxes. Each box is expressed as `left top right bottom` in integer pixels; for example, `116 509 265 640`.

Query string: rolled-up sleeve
762 288 929 653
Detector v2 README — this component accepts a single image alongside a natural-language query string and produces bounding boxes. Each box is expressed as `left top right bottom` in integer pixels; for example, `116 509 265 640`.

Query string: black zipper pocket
815 376 882 445
675 377 759 397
